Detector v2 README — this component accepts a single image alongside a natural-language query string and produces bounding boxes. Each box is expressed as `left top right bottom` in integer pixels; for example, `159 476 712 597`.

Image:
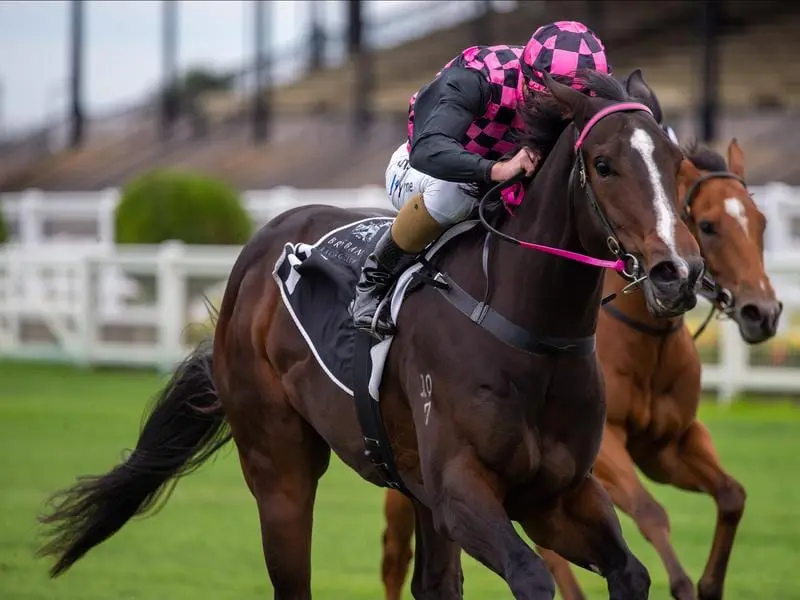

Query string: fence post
98 188 119 247
157 241 187 372
762 183 795 254
0 248 21 352
19 188 43 246
717 318 747 404
18 190 45 305
75 250 96 368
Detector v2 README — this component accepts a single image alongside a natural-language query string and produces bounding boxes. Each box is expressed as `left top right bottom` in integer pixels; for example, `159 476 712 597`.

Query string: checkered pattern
522 21 611 93
407 45 526 161
405 21 610 162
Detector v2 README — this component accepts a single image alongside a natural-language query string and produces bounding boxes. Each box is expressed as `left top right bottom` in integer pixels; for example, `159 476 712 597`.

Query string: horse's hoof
697 581 722 600
669 577 697 600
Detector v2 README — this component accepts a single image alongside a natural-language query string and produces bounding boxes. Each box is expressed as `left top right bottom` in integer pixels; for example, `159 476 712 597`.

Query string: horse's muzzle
643 257 705 317
732 298 783 344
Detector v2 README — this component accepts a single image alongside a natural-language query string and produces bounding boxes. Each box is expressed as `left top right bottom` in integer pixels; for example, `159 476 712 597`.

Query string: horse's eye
698 220 716 235
594 158 612 177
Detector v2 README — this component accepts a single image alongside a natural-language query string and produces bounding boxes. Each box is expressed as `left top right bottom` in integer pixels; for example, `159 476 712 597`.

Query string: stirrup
356 296 396 340
357 323 394 341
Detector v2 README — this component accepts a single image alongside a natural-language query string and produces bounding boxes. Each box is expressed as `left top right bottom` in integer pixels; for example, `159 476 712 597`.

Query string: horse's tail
36 338 231 577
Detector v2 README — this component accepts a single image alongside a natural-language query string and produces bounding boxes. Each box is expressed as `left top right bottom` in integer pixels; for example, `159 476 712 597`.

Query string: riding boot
351 194 445 336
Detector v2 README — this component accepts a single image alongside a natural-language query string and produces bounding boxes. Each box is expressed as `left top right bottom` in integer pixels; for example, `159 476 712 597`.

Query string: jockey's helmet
521 21 611 93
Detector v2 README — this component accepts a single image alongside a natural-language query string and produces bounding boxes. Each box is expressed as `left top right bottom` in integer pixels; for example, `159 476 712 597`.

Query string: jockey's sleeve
408 66 497 184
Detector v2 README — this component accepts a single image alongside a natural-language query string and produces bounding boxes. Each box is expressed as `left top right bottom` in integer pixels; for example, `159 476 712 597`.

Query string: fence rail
3 182 800 249
1 185 800 401
1 240 799 402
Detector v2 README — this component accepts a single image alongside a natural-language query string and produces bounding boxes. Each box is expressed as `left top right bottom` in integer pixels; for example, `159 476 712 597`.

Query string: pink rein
505 101 653 274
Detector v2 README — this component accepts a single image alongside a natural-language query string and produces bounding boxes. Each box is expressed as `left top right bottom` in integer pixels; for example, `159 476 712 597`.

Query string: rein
477 102 654 290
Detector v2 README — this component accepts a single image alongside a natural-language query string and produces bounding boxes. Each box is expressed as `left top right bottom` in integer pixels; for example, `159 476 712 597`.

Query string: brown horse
378 136 781 600
36 70 704 600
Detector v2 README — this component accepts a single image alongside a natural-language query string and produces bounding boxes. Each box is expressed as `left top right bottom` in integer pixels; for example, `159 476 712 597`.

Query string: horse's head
542 69 704 318
678 140 782 343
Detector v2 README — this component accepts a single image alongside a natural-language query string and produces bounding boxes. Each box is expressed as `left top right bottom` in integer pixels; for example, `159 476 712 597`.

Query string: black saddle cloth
272 217 395 394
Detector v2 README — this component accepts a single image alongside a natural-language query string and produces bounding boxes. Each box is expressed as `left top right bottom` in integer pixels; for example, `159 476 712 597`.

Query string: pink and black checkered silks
405 21 611 162
522 21 611 92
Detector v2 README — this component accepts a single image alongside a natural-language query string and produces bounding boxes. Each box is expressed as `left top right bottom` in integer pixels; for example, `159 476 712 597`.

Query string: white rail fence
3 183 800 252
0 186 392 316
0 186 390 247
1 186 800 402
0 241 799 402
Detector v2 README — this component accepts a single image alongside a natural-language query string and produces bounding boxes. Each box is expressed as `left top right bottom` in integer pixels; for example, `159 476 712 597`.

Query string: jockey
351 21 612 336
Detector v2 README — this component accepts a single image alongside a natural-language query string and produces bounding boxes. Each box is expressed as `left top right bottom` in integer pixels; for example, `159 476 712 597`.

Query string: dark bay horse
37 70 704 600
378 137 781 600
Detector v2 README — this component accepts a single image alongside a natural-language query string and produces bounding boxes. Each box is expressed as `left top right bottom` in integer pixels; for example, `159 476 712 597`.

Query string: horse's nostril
740 304 762 323
648 260 679 285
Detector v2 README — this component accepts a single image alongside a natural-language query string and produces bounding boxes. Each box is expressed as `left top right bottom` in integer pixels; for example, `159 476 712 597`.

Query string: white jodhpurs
385 142 476 226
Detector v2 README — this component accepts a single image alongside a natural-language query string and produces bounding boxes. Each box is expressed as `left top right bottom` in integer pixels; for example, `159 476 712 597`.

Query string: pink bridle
574 102 654 150
498 101 654 275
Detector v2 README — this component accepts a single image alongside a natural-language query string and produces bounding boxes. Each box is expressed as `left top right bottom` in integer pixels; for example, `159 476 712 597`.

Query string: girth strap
352 330 413 497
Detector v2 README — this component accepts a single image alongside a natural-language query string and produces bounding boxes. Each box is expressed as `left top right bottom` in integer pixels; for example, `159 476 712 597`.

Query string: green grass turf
1 361 798 599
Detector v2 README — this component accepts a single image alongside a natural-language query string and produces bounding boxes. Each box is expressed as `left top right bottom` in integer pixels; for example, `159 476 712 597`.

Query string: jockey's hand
490 147 538 182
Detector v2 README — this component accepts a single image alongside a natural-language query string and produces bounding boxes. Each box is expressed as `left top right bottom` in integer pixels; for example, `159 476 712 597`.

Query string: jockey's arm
408 66 497 184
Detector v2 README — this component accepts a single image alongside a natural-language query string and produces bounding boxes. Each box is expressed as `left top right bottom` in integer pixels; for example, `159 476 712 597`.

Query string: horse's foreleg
433 451 556 600
593 427 695 600
535 546 587 600
520 473 651 600
636 420 746 600
407 497 463 600
382 489 417 600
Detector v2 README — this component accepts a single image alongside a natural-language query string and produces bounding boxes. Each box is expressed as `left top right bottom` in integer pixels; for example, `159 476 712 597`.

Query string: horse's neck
488 132 604 339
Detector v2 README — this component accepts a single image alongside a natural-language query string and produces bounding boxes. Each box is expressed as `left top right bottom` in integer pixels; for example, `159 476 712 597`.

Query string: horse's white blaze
630 128 687 276
724 197 749 236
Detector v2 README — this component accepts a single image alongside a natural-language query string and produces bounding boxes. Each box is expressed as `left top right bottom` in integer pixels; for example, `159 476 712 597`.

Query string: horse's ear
678 158 702 185
542 71 589 122
727 138 745 178
624 69 663 124
678 157 702 191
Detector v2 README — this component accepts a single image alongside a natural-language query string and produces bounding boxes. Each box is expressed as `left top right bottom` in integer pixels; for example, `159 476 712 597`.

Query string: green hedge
114 169 252 245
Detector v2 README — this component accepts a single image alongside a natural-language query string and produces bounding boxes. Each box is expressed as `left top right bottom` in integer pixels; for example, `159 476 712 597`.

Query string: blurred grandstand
1 0 799 192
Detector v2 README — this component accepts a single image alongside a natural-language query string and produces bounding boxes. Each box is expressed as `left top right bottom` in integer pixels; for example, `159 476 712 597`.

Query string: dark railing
0 0 479 158
0 0 695 157
1 0 795 168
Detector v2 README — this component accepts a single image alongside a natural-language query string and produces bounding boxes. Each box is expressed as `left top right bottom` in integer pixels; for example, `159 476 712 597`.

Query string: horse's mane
680 140 728 172
516 69 634 155
475 69 635 216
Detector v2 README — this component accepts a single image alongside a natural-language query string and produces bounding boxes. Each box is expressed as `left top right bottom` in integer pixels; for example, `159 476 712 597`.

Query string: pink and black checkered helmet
521 21 611 92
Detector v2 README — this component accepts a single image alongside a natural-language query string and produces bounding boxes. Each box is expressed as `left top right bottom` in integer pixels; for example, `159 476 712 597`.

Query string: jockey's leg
351 194 441 336
351 144 474 336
